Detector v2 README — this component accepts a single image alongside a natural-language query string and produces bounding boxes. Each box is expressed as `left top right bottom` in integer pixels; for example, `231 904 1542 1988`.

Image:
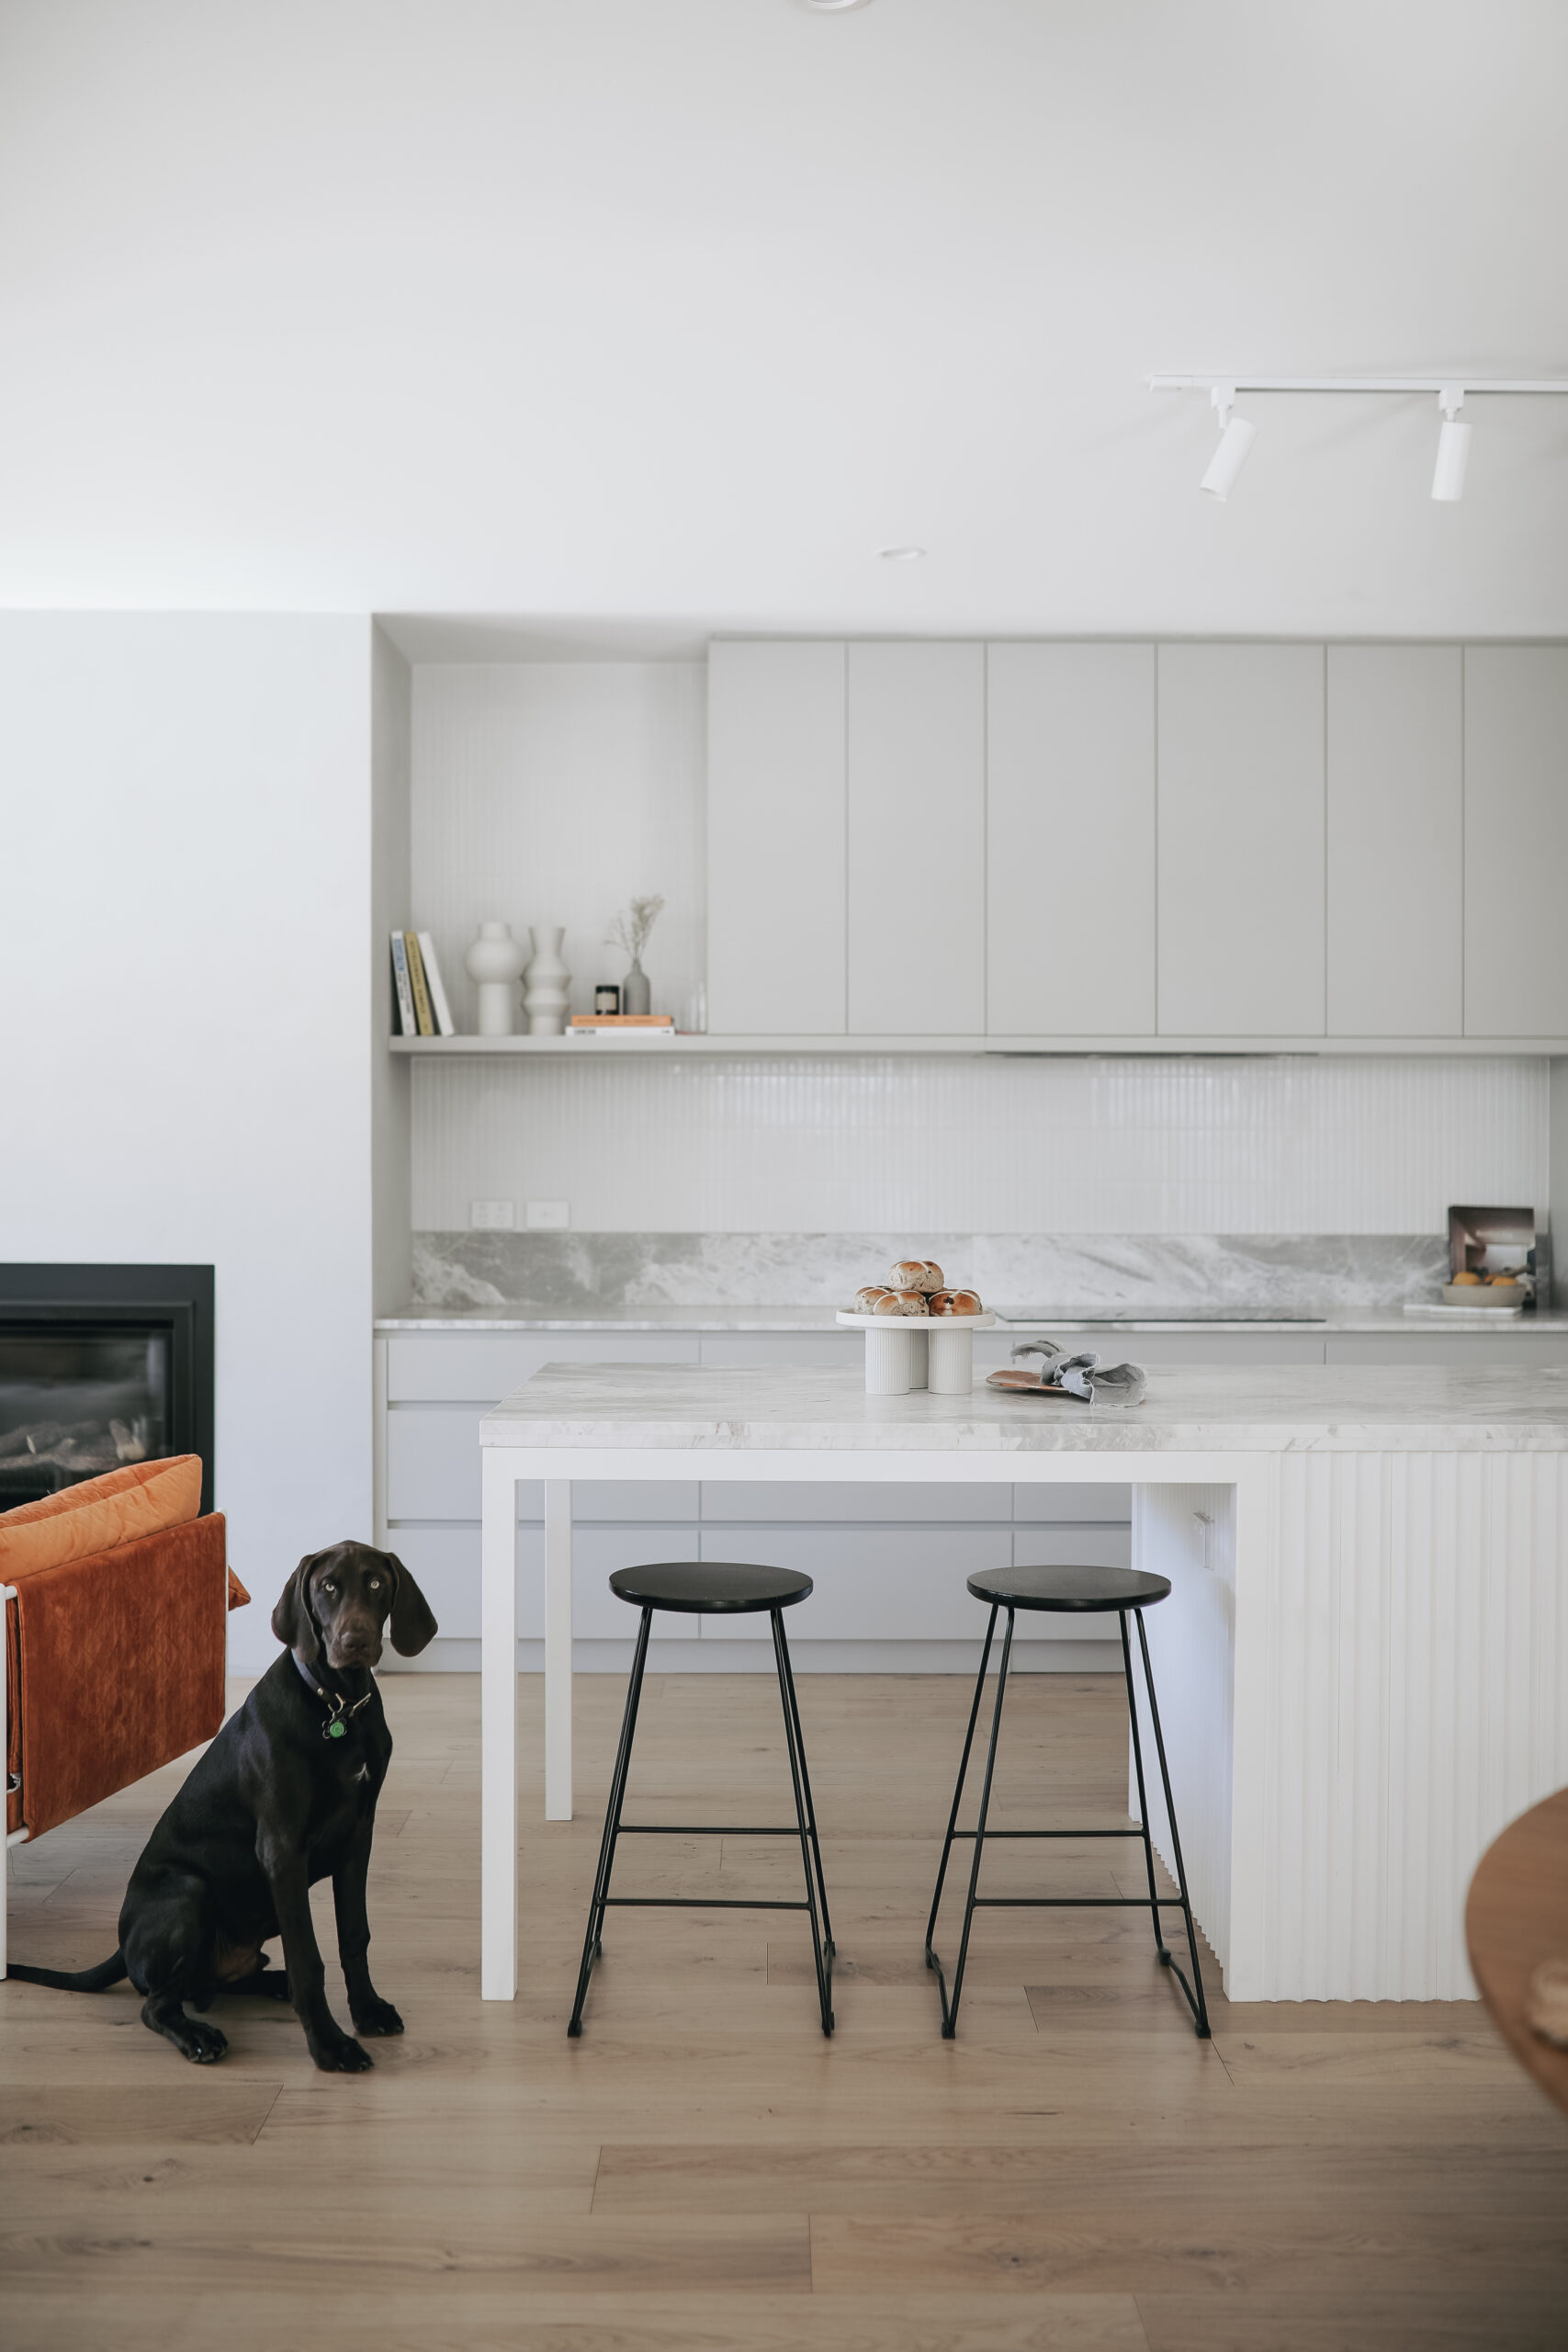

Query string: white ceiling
3 1 1564 639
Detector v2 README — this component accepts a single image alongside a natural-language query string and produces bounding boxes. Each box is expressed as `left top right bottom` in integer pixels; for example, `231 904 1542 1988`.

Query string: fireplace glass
0 1325 175 1505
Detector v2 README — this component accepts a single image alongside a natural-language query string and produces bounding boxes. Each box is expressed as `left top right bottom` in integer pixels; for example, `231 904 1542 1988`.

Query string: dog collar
292 1651 375 1741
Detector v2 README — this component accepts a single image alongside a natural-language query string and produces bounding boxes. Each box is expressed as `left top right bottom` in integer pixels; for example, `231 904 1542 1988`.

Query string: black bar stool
925 1565 1210 2041
568 1561 834 2038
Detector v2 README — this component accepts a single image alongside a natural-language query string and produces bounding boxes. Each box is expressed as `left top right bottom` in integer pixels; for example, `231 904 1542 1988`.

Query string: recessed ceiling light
792 1 874 13
879 545 925 561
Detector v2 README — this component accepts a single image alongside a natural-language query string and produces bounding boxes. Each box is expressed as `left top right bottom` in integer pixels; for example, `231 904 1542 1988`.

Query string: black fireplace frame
0 1264 215 1513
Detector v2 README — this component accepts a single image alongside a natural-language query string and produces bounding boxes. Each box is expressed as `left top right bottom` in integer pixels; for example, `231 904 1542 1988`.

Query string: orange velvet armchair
1 1456 247 1977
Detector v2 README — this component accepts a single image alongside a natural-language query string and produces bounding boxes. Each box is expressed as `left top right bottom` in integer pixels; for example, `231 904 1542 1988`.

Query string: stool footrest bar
603 1896 809 1910
619 1823 802 1836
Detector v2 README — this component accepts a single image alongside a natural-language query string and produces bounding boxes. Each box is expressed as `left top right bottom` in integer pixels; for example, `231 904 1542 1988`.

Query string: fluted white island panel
478 1363 1568 2005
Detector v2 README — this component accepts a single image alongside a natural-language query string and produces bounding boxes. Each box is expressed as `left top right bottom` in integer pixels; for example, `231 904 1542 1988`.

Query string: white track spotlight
1199 383 1258 501
1431 384 1471 503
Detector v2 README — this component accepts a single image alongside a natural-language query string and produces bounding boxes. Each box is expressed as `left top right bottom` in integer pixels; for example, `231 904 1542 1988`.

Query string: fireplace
0 1266 214 1514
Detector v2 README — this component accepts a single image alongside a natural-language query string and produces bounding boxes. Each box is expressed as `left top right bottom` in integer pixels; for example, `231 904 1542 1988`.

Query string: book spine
404 933 436 1036
390 932 416 1035
416 931 457 1035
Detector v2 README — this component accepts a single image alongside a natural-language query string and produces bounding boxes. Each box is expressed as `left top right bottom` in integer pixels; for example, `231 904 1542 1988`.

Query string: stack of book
390 932 457 1037
569 1014 675 1041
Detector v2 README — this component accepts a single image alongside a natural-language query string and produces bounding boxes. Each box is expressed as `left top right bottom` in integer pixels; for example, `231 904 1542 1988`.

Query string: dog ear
271 1555 322 1660
384 1552 439 1657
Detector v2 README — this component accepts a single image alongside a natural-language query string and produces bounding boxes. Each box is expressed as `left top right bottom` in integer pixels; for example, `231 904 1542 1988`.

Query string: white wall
1 614 376 1671
411 662 705 1031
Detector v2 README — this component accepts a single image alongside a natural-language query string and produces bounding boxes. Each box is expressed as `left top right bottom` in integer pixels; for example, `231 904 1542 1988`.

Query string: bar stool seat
608 1562 813 1613
965 1566 1172 1613
926 1561 1210 2042
569 1561 834 2039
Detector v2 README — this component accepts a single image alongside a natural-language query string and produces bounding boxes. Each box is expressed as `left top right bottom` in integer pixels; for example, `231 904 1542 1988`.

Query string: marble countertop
381 1302 1568 1337
479 1360 1568 1455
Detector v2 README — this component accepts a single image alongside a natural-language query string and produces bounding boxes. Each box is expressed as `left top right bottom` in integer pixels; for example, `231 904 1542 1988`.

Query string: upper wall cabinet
1157 646 1325 1036
1326 647 1462 1037
847 642 985 1033
707 640 846 1034
1464 648 1568 1037
987 643 1156 1035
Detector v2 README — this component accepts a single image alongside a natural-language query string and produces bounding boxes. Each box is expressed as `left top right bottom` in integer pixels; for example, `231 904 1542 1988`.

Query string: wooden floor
4 1671 1566 2352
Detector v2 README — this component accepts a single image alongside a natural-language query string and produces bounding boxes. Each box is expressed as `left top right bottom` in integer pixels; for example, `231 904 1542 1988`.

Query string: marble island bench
478 1361 1568 2009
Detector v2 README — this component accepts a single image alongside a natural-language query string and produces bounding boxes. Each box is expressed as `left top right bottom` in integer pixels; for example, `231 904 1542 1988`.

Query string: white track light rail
1151 375 1568 503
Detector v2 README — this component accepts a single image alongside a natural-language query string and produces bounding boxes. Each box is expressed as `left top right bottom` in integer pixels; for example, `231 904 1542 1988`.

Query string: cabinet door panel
387 1332 699 1402
1157 646 1325 1035
707 639 845 1034
846 642 985 1033
698 1525 1010 1641
387 1408 544 1521
1464 648 1568 1035
1326 647 1462 1036
987 643 1156 1035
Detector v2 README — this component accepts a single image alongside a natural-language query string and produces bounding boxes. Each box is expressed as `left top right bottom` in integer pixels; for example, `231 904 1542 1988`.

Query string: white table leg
545 1480 573 1822
480 1449 519 2000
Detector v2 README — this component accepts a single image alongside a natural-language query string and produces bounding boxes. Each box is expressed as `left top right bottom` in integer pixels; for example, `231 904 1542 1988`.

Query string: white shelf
389 1032 1568 1057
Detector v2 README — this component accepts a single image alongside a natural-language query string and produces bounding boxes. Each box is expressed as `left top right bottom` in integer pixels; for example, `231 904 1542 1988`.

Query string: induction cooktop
997 1308 1328 1325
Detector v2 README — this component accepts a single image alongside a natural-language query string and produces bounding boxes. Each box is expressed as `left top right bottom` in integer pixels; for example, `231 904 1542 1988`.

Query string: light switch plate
469 1199 515 1230
526 1200 570 1229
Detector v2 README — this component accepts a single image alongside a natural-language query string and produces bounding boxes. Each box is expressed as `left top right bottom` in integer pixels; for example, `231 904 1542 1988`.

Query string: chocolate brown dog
8 1542 436 2070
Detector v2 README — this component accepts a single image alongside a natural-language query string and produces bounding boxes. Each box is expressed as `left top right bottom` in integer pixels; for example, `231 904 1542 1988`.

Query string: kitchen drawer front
386 1332 701 1402
1104 1333 1326 1365
1325 1333 1568 1368
570 1526 701 1640
381 1525 691 1641
381 1525 546 1641
565 1479 703 1521
697 1335 862 1368
697 1526 1011 1642
1010 1482 1132 1523
387 1408 537 1521
699 1479 1012 1524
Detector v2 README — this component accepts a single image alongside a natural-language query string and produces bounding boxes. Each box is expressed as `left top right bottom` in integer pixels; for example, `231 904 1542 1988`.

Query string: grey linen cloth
1008 1339 1147 1406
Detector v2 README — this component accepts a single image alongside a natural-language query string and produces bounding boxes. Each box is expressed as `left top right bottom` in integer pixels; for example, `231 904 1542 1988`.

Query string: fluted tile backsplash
411 1052 1547 1236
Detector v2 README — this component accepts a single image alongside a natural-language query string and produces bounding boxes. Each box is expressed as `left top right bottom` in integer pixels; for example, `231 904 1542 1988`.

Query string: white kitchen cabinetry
847 642 986 1033
1326 647 1462 1036
1463 647 1568 1037
987 642 1156 1035
707 639 846 1034
1157 645 1326 1036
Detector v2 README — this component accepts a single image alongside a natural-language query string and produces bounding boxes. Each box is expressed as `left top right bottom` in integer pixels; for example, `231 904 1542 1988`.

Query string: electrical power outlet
525 1200 570 1229
469 1200 515 1230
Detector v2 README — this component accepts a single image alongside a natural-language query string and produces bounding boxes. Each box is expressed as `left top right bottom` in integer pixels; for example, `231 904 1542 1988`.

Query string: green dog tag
328 1720 346 1739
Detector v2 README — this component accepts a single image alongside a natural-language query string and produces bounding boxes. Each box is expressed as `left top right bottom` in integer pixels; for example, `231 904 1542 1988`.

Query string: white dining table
478 1359 1568 2007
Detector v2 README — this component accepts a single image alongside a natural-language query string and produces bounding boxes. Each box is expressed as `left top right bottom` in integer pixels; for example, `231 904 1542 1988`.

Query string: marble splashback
412 1229 1450 1313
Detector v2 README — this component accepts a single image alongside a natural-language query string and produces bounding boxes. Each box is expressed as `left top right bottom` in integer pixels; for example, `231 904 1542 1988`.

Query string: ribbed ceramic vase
465 922 525 1036
524 925 571 1035
620 958 651 1016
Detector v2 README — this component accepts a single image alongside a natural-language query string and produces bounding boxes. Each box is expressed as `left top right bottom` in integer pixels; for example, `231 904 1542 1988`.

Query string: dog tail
6 1951 129 1992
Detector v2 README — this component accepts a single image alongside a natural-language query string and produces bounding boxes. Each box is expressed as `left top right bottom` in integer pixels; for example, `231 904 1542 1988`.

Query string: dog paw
312 2035 375 2074
182 2023 229 2064
351 1998 404 2038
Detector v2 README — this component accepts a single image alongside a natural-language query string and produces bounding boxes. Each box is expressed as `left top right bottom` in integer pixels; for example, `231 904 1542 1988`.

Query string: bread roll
890 1260 943 1294
929 1288 983 1317
853 1285 893 1314
873 1288 929 1317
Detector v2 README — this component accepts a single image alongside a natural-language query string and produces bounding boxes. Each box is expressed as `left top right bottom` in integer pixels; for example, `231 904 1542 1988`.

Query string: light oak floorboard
3 1669 1563 2352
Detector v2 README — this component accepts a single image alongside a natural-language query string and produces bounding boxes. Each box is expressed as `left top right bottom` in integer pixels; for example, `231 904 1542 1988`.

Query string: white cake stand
835 1307 996 1396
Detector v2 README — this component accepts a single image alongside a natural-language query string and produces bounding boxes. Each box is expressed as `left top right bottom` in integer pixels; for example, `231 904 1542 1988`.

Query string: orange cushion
0 1454 203 1580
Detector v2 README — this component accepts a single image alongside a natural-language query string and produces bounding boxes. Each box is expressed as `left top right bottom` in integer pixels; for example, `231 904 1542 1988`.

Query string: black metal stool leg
937 1605 1015 2038
771 1609 834 2035
1134 1607 1212 2038
568 1604 652 2037
924 1603 998 1972
1120 1607 1169 1967
776 1620 835 1961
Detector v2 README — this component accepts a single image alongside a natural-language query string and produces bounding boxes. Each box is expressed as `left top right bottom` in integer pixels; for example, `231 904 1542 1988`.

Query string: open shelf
389 1032 1568 1058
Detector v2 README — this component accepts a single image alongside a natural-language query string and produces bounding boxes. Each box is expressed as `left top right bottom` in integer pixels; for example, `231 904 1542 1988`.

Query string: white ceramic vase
524 925 571 1035
465 922 525 1036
